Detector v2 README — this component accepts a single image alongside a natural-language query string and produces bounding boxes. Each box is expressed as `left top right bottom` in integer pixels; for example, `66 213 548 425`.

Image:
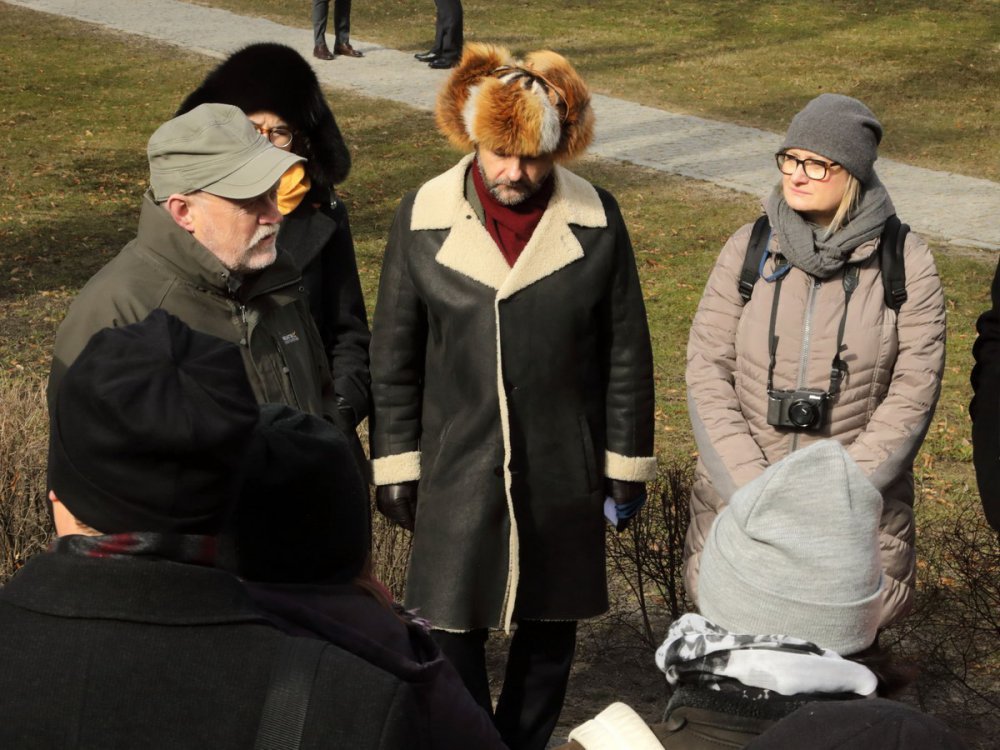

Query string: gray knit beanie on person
781 93 883 185
697 440 884 655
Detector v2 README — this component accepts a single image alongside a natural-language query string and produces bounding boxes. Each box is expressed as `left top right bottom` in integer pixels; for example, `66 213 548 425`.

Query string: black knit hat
176 43 351 191
48 309 260 534
230 404 370 584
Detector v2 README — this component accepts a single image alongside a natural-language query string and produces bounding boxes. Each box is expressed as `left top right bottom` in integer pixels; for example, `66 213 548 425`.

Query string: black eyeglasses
255 125 294 149
775 152 839 180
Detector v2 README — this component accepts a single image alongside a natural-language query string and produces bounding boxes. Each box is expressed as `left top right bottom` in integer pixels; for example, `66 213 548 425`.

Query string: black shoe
428 56 459 69
414 50 439 62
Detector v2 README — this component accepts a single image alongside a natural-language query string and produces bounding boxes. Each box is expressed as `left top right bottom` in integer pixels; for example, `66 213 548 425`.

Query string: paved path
8 0 1000 250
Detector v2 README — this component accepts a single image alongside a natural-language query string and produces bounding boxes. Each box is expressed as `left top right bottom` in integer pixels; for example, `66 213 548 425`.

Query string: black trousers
312 0 352 46
431 0 463 59
433 620 577 750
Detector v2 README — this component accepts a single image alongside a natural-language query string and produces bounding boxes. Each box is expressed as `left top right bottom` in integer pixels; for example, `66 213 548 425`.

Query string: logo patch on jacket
281 331 300 345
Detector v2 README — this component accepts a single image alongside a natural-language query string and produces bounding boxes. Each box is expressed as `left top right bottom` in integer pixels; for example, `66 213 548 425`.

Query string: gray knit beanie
698 440 884 655
781 93 882 185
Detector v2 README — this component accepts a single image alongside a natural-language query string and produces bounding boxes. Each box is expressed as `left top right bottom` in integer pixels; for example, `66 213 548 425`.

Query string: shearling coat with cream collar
684 221 946 628
369 154 656 631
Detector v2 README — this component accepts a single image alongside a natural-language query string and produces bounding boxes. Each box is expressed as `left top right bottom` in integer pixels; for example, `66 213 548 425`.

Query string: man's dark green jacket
48 193 338 421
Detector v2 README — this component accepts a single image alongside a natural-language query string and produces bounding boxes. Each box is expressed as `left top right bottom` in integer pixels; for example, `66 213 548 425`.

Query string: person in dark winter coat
227 403 508 750
2 311 425 749
176 43 372 449
369 44 656 750
970 258 1000 533
557 441 967 750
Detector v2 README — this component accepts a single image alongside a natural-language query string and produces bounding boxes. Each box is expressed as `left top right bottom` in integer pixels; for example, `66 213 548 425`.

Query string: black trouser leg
432 0 463 58
333 0 351 45
493 620 577 750
431 628 493 715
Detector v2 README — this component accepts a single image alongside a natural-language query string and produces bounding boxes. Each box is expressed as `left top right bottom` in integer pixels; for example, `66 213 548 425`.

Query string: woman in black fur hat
177 43 371 453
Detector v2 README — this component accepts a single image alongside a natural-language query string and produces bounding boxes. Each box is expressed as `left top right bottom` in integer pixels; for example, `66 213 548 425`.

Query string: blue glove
606 480 647 532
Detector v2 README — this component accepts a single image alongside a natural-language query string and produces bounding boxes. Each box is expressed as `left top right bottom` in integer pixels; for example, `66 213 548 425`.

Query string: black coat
370 156 655 631
277 189 371 423
0 552 427 749
970 258 1000 532
247 582 508 750
744 698 969 749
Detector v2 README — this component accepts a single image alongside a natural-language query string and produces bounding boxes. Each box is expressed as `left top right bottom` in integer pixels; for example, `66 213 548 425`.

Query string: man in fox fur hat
368 43 656 750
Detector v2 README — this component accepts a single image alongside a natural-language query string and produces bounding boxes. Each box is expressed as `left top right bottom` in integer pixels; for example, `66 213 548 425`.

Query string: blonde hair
824 173 862 238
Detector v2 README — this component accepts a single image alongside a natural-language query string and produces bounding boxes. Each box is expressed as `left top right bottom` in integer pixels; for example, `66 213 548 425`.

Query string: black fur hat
177 43 350 190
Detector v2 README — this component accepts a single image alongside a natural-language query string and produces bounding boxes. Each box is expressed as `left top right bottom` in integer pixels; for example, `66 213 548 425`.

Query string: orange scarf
277 163 311 215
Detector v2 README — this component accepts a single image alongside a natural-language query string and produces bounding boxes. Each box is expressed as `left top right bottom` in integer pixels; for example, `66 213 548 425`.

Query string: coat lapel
411 156 608 296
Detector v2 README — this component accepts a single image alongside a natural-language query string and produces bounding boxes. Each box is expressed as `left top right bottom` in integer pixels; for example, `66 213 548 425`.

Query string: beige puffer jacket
684 220 946 628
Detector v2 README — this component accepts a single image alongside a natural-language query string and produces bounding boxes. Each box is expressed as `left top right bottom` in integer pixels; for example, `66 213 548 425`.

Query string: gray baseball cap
147 103 304 201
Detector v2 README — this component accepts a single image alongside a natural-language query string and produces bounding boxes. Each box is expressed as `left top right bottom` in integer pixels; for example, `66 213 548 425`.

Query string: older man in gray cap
48 103 342 429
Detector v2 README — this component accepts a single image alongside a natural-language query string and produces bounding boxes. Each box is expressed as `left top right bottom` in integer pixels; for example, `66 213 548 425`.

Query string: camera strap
766 273 785 393
766 265 858 397
831 266 860 396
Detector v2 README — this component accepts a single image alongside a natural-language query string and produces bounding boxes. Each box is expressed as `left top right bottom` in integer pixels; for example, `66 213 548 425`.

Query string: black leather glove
607 479 647 532
375 482 419 531
332 395 359 432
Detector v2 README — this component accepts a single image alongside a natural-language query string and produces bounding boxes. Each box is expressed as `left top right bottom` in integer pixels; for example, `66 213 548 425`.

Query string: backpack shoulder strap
880 214 909 312
739 215 771 304
254 637 327 750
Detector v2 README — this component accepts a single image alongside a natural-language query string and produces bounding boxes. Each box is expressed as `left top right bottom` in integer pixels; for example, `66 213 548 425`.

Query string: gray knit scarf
764 176 895 278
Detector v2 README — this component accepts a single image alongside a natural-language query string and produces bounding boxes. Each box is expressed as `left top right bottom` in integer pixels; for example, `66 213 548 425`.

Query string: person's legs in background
312 0 334 59
494 620 577 750
333 0 363 57
425 0 463 68
431 628 493 715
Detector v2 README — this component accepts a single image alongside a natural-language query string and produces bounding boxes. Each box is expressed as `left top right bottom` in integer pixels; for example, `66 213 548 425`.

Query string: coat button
493 466 503 478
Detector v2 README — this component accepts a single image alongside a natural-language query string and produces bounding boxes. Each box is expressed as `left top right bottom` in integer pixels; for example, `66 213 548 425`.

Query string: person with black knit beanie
3 311 429 748
226 403 508 750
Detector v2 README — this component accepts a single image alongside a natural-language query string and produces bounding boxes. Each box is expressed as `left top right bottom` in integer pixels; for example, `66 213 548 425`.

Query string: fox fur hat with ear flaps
436 43 594 162
176 42 350 191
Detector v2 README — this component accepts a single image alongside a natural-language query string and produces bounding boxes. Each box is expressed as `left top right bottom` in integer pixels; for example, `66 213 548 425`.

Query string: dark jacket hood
176 42 351 190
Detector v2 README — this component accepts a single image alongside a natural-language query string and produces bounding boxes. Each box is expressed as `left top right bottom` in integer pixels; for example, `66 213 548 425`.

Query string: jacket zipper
792 277 821 451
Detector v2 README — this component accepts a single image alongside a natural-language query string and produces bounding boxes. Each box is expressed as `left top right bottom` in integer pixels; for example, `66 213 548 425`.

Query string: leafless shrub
605 461 695 649
0 376 52 584
885 495 1000 741
369 509 412 600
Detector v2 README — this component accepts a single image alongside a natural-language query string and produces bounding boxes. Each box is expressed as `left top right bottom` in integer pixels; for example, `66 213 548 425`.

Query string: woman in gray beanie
684 93 946 629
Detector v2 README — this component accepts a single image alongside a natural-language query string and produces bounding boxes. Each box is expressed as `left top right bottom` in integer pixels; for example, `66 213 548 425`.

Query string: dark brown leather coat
369 156 655 631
